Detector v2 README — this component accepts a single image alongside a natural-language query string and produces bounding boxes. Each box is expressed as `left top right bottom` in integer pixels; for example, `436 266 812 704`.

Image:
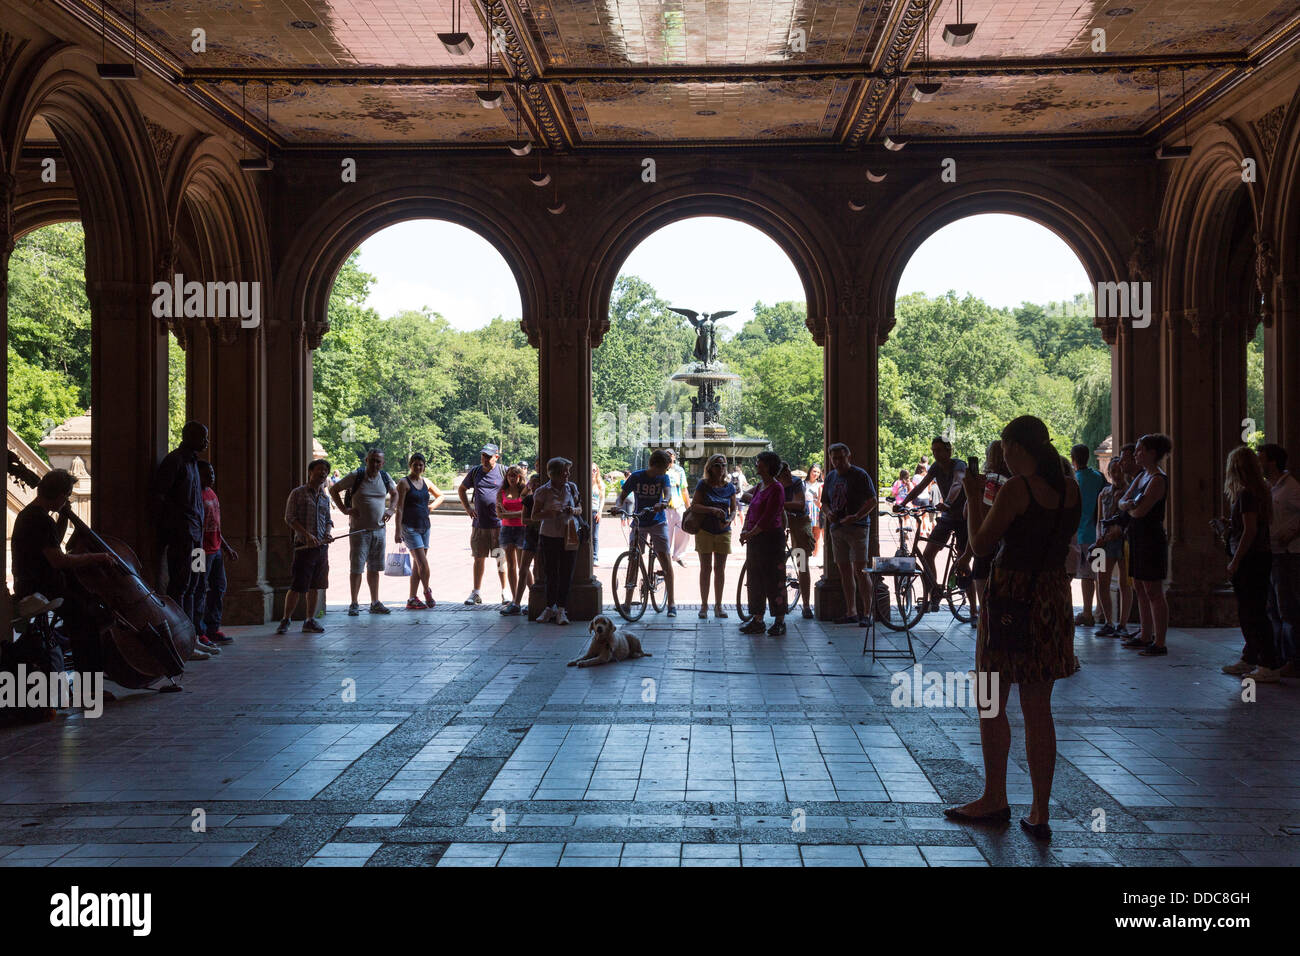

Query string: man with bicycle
824 442 876 625
897 436 969 612
614 450 677 617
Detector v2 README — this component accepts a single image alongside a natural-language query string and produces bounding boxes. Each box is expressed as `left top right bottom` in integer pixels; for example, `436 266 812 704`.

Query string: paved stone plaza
1 607 1298 868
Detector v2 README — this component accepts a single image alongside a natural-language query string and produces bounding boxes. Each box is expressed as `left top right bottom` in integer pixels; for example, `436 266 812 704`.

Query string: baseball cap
480 443 500 456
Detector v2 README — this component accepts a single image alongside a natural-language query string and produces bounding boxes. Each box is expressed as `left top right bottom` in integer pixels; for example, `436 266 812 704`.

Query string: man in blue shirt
458 443 507 605
1071 443 1107 626
614 449 677 616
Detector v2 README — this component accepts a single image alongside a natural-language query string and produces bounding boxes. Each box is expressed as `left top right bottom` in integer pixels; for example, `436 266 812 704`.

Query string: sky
351 213 1091 332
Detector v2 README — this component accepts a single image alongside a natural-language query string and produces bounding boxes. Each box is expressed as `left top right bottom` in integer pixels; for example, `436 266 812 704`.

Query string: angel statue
668 307 736 368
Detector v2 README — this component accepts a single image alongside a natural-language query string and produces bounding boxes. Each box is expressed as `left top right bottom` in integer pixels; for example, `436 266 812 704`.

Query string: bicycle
735 539 804 622
873 507 928 631
611 507 667 622
890 504 975 625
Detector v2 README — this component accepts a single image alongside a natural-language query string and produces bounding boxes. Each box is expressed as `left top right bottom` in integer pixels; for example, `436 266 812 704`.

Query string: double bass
61 506 191 692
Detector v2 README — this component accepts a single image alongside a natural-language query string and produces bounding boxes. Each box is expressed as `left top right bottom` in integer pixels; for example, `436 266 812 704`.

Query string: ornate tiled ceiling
58 0 1300 148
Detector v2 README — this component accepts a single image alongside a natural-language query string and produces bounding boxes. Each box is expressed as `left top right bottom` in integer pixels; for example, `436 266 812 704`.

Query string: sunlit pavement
2 603 1298 867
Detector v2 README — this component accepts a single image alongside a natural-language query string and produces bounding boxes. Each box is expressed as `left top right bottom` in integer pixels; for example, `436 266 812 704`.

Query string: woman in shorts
496 465 530 614
394 452 445 609
692 454 738 619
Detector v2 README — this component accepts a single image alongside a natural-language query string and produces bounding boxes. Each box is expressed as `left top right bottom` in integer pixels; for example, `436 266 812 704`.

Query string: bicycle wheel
611 551 649 622
648 551 666 613
783 548 802 615
877 571 926 631
735 559 752 621
945 562 974 623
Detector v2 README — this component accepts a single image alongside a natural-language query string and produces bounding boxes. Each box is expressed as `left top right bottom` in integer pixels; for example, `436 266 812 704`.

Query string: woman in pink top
740 451 788 636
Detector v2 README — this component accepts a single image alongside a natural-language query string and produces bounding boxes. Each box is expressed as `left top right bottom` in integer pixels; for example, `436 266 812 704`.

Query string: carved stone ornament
1255 231 1276 327
143 118 180 174
1251 105 1286 160
1184 307 1202 338
1128 228 1157 283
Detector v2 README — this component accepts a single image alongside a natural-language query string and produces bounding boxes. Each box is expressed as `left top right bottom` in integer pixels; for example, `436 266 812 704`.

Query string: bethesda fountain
649 307 769 483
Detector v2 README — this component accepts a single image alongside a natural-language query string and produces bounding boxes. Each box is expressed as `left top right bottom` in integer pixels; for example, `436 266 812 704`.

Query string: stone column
533 316 601 620
0 173 14 626
88 279 168 578
264 321 314 618
1267 278 1300 455
203 320 272 623
1161 310 1237 625
815 312 881 620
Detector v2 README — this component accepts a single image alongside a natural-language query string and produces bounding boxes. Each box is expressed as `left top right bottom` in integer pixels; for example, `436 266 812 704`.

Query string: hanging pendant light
239 82 274 172
476 35 503 108
1155 68 1192 160
547 179 565 215
883 76 908 150
438 0 475 56
97 0 139 79
529 152 551 187
912 0 942 101
507 87 533 156
942 0 977 46
865 169 887 183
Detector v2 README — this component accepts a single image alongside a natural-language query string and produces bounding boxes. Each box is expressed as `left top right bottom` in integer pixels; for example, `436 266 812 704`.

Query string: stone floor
2 604 1298 867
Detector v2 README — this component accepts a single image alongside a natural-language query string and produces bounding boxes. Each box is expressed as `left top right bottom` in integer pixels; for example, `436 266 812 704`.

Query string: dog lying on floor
568 615 652 668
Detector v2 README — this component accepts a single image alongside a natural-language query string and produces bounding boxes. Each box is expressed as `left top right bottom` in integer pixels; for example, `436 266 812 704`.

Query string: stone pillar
815 313 881 620
203 322 272 623
533 316 601 620
265 322 314 618
88 280 168 578
1161 310 1237 625
1266 278 1300 455
0 173 13 627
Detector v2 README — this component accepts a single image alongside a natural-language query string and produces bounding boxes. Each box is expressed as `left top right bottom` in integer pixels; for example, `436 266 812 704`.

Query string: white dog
568 615 652 668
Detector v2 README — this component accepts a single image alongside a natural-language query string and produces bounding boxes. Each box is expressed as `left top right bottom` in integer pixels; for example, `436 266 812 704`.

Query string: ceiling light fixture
97 0 139 80
507 86 532 155
529 152 550 187
912 0 942 101
547 180 565 215
476 33 503 108
866 169 887 183
942 0 977 46
238 82 274 172
883 76 908 150
848 199 867 211
438 0 475 56
1154 68 1192 160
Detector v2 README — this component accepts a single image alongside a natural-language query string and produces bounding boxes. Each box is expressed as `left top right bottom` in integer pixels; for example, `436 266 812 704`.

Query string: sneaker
1248 665 1282 683
406 598 427 610
666 606 677 618
208 630 233 645
555 609 570 626
370 602 391 615
302 620 324 634
802 607 814 620
767 620 786 637
187 647 211 661
538 606 556 623
1222 659 1254 676
1138 644 1168 656
424 589 436 608
833 615 859 625
740 619 766 635
1122 634 1152 648
465 591 481 606
1095 623 1117 638
1074 612 1094 626
198 638 221 655
275 619 290 635
347 603 360 617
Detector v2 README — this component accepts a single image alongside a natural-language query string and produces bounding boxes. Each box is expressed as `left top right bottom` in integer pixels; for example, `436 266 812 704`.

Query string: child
196 460 239 646
504 472 543 615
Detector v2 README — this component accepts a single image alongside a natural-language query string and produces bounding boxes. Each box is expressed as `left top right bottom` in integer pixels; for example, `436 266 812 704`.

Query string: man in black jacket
152 421 209 656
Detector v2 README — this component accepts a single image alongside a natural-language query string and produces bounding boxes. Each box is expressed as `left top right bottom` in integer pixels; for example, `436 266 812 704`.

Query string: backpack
343 466 394 509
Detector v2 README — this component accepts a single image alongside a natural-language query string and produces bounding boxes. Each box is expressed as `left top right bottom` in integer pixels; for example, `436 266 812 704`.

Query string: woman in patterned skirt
943 415 1081 843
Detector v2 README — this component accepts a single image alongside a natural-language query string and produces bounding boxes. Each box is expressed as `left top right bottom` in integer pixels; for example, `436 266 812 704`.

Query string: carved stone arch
1157 120 1260 322
864 171 1130 342
4 44 166 285
580 174 837 346
1262 84 1300 286
278 184 543 351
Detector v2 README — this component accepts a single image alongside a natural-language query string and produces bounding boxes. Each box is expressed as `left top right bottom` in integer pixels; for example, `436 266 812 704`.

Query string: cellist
10 469 115 691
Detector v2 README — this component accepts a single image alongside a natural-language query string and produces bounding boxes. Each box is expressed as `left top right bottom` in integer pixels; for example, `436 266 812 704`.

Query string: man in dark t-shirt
11 470 114 676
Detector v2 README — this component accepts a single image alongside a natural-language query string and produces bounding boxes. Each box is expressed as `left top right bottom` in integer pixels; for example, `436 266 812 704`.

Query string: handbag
682 507 702 535
985 482 1064 654
384 545 412 577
